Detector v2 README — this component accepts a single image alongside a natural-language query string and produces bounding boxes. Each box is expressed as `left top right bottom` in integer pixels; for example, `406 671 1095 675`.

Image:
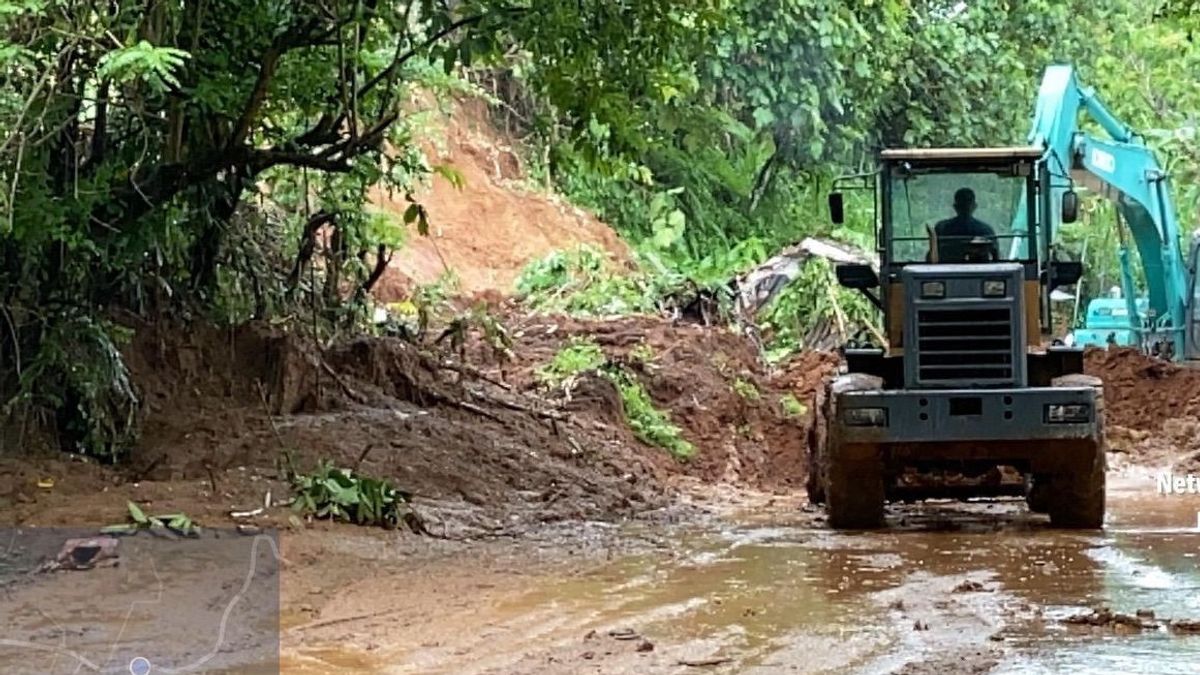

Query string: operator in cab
928 187 1000 263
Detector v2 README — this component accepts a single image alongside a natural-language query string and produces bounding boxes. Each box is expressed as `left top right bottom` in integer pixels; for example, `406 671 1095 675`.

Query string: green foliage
602 367 694 459
514 245 684 316
779 393 807 418
630 342 655 364
731 377 760 402
291 460 413 529
96 40 190 93
758 257 879 361
102 501 200 537
516 245 609 297
533 340 693 458
6 312 140 461
535 338 606 387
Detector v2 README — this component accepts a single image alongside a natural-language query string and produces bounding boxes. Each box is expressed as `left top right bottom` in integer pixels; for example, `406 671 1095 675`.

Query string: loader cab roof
880 146 1045 163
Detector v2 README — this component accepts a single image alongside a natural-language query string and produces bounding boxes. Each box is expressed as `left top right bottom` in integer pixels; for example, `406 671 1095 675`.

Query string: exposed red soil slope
369 97 629 300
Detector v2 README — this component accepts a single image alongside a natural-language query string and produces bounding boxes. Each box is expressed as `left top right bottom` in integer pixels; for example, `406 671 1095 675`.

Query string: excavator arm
1022 64 1194 358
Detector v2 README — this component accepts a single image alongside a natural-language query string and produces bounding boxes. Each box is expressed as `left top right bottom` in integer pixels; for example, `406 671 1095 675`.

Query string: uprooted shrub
291 460 424 531
538 339 694 459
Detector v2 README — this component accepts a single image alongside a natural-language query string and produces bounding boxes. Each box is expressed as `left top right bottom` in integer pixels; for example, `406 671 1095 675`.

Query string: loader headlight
1045 403 1091 424
921 281 946 299
843 407 888 427
982 279 1007 297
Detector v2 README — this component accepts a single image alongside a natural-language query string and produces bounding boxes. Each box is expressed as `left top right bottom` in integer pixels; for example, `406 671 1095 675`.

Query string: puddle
994 489 1200 674
276 483 1200 673
280 647 383 674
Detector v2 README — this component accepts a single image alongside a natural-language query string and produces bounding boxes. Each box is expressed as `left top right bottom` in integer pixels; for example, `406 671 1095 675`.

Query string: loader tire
1025 476 1050 514
822 390 884 529
1047 374 1107 529
823 451 885 529
1047 445 1106 528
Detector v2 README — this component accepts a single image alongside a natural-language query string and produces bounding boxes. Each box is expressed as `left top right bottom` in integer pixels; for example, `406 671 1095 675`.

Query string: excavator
1028 66 1200 361
807 63 1195 529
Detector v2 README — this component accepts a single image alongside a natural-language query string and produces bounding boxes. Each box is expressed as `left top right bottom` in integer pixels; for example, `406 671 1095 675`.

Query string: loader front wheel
1047 374 1107 529
819 375 885 529
1047 447 1105 528
1025 475 1050 514
824 452 885 529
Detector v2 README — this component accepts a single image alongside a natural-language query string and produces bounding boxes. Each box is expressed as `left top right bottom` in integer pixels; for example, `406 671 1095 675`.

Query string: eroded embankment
0 312 837 536
1085 347 1200 469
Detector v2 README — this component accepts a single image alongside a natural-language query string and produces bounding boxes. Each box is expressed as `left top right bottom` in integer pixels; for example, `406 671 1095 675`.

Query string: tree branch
289 210 337 288
228 46 282 150
249 148 353 173
360 243 392 295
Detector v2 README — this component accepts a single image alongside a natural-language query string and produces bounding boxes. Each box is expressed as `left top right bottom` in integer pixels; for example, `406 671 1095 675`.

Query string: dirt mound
2 304 841 534
1085 347 1200 432
2 317 670 535
1082 347 1200 467
370 97 629 300
482 313 839 489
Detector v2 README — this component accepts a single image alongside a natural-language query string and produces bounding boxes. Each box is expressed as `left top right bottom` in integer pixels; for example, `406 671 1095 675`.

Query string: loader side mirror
1061 190 1079 224
835 263 879 290
1050 261 1083 289
829 192 845 225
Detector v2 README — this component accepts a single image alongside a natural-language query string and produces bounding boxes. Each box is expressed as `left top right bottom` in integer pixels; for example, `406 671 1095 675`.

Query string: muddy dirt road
275 465 1200 675
4 464 1196 674
4 325 1199 674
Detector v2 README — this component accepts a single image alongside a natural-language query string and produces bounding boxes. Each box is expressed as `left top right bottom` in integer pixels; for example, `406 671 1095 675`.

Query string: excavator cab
808 146 1106 530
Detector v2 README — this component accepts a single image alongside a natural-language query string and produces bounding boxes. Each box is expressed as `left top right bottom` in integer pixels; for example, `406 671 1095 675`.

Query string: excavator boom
1027 65 1197 360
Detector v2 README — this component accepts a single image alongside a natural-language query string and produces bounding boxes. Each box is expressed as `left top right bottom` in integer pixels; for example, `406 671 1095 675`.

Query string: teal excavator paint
1023 64 1200 361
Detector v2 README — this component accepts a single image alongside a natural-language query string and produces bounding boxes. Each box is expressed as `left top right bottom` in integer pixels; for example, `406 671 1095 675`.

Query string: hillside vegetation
2 0 1199 458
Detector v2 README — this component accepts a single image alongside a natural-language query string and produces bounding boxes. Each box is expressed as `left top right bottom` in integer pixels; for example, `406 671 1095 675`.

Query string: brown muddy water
287 470 1200 674
4 470 1200 674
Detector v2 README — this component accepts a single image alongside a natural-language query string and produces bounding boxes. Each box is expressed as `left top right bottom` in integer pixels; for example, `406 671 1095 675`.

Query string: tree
540 0 1125 262
0 0 722 457
1059 0 1200 307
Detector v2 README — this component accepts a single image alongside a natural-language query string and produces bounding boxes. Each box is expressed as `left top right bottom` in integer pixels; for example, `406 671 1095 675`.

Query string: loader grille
915 307 1015 385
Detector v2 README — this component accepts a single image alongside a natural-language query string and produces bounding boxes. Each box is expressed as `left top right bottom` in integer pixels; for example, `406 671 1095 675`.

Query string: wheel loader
806 145 1106 529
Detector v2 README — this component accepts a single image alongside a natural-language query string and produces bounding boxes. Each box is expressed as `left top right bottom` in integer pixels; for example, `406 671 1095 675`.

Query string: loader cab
829 146 1085 389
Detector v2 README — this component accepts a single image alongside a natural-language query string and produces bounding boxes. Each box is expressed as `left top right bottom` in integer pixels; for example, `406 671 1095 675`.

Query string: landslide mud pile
485 313 838 488
1 312 837 533
1085 347 1200 467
